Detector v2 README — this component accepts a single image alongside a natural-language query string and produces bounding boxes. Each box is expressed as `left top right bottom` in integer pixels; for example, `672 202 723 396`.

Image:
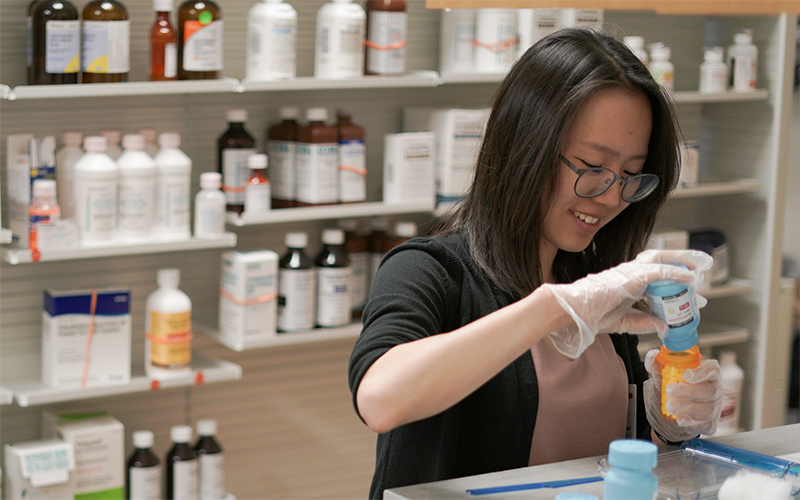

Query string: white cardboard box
382 132 436 206
4 439 75 500
646 229 690 251
219 250 279 350
42 288 131 388
6 134 56 249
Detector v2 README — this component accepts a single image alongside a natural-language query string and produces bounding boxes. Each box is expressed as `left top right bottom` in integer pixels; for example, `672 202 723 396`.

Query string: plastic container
101 130 123 160
127 430 161 500
31 0 80 85
153 132 192 239
267 106 300 208
217 109 256 213
74 135 119 243
689 229 729 286
727 30 757 92
150 0 177 81
244 153 270 215
315 228 352 327
145 268 192 379
194 419 224 500
473 9 516 74
194 172 226 238
339 219 369 317
246 0 298 80
365 0 407 76
646 266 700 351
649 42 674 91
623 36 648 66
278 232 316 332
55 131 83 219
117 134 157 240
657 345 703 420
699 46 727 93
716 351 744 435
177 0 223 80
28 179 61 262
296 107 338 206
336 112 366 203
439 9 474 74
314 0 366 79
81 0 130 83
602 439 658 500
165 425 197 500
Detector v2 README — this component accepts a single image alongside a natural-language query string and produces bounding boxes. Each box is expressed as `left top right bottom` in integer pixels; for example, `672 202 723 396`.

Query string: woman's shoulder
385 232 471 269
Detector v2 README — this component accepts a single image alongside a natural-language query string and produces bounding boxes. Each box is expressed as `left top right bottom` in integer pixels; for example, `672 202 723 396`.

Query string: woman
349 28 722 498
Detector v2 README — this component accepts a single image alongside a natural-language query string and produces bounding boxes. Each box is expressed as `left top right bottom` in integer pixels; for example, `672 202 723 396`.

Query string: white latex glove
541 249 713 358
644 349 723 443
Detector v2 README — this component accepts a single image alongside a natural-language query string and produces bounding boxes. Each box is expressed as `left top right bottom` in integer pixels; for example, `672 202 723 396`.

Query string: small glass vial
315 228 351 327
194 419 224 500
244 153 270 216
648 43 674 91
127 430 161 500
165 425 197 500
603 439 658 500
278 232 316 332
194 172 226 238
700 46 727 93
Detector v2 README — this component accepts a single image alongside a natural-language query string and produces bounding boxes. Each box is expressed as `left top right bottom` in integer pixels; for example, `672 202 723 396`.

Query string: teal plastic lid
663 327 699 352
608 439 657 470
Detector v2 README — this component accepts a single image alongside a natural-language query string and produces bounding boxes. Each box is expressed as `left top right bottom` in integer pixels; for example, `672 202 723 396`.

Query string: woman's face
541 88 653 272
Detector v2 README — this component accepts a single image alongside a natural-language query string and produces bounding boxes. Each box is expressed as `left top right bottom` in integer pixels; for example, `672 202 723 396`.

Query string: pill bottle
278 232 316 332
336 111 366 203
55 131 83 219
267 107 300 208
727 30 757 92
315 228 351 327
194 172 226 238
117 134 156 240
74 135 119 243
623 36 648 66
150 0 177 81
153 132 192 239
716 351 744 435
246 0 298 81
194 419 224 500
603 439 658 500
81 0 130 83
165 425 197 500
177 0 223 80
648 42 674 91
339 219 369 318
296 107 338 206
365 0 407 76
127 430 161 500
314 0 365 79
145 268 192 379
244 153 270 216
31 0 80 85
473 9 516 74
699 46 727 93
439 9 474 74
217 109 256 213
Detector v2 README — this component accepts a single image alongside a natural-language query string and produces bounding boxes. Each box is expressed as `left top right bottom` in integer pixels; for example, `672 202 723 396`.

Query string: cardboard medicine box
42 288 131 388
219 250 279 350
6 134 56 249
4 439 75 500
383 132 436 206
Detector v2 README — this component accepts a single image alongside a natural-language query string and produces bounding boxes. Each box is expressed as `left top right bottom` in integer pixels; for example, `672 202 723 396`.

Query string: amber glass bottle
150 0 177 81
177 0 223 80
81 0 130 83
32 0 80 85
27 0 38 84
365 0 407 75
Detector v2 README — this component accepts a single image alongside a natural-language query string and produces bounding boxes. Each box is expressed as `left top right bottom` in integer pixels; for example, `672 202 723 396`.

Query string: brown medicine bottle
177 0 223 80
267 107 300 209
339 218 369 318
27 0 38 84
150 0 177 81
165 425 197 500
365 0 407 76
335 112 366 203
31 0 80 85
295 108 339 207
217 109 256 214
81 0 130 83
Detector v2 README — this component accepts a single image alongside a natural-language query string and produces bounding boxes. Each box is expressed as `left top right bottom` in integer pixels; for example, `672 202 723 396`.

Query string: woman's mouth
571 210 599 225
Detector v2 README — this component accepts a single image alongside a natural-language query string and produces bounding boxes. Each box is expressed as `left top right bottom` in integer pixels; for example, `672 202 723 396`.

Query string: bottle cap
227 109 248 123
247 154 268 169
197 419 217 436
285 232 308 249
83 135 108 152
734 30 753 45
157 268 180 287
138 128 158 144
649 43 670 61
100 130 121 146
623 36 645 50
200 172 222 190
279 107 300 120
158 132 181 149
32 179 57 199
133 430 155 448
321 228 345 245
394 221 417 239
153 0 173 11
720 350 737 366
663 327 699 352
607 439 657 471
306 107 328 122
62 131 83 148
122 134 146 151
170 425 192 443
704 47 724 63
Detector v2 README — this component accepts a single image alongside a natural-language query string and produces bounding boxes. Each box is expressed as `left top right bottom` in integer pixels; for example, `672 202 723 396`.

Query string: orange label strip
339 165 367 175
364 39 408 50
219 289 278 306
473 38 518 52
145 332 194 344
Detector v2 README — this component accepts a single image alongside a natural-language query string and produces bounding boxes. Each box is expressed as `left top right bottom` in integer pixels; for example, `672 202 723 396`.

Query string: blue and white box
42 288 131 388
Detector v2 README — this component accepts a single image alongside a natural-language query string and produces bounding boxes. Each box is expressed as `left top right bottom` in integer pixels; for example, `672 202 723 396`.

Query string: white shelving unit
200 322 362 352
227 201 434 226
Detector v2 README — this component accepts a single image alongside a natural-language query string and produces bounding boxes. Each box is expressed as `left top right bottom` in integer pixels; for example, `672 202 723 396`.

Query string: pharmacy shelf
670 177 760 199
1 78 238 100
425 0 800 15
674 89 770 105
226 201 434 226
0 387 13 405
2 351 242 407
239 71 439 92
1 233 237 265
0 228 12 244
698 277 754 299
200 322 362 352
437 72 506 85
636 320 750 357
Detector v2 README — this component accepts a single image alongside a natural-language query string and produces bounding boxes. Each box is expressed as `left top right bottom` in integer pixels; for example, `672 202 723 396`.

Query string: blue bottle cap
555 494 599 500
663 327 699 352
608 439 657 471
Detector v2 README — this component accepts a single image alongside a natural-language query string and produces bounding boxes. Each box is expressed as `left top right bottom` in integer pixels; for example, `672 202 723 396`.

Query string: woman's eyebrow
579 141 648 160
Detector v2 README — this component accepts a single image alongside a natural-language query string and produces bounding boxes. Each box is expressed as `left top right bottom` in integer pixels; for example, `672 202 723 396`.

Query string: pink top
528 333 629 466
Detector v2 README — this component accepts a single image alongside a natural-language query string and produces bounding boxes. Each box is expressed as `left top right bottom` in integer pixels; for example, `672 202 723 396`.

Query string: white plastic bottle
73 135 119 243
439 8 474 74
244 153 270 215
623 36 648 66
649 42 674 91
314 0 365 79
194 172 226 238
29 179 61 260
700 46 727 93
246 0 298 80
473 9 516 74
717 351 744 435
145 268 192 379
117 134 156 240
727 30 757 92
55 131 83 219
278 232 316 332
100 130 123 160
153 132 192 239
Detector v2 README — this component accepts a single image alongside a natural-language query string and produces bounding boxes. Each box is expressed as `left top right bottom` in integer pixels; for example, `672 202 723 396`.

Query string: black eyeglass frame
559 154 660 203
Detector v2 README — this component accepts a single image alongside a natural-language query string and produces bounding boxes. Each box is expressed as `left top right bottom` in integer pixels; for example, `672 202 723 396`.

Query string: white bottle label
222 148 255 205
718 386 741 432
338 139 366 202
45 20 80 74
194 191 226 237
198 453 224 500
155 173 191 236
268 141 295 200
316 16 365 78
171 459 198 500
295 143 338 204
366 11 407 75
164 42 177 78
183 20 223 71
278 267 316 331
119 176 155 237
247 17 297 79
129 466 161 500
348 251 369 310
700 63 727 93
316 266 351 327
81 20 130 74
75 177 117 241
732 55 757 91
646 289 696 328
244 181 270 214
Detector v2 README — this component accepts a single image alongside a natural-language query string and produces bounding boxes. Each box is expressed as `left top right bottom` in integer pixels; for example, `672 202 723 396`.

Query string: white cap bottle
56 131 83 219
246 0 298 81
648 43 674 91
716 351 744 435
145 268 192 379
314 0 366 79
473 9 517 74
100 130 123 160
74 135 119 243
727 29 758 92
623 36 648 66
117 134 157 240
194 172 226 238
700 46 727 94
440 9 475 74
153 133 192 239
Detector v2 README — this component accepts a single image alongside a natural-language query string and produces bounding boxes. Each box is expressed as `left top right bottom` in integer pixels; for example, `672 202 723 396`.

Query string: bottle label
148 310 192 369
164 42 178 78
316 17 364 77
338 139 366 203
348 251 369 311
194 192 226 237
75 177 117 240
222 148 255 205
732 55 757 91
45 20 81 74
129 465 161 500
700 63 727 93
119 176 155 236
183 20 223 71
316 266 351 327
366 11 407 75
155 173 191 235
647 289 696 328
267 141 295 200
718 386 741 431
247 16 297 79
198 453 224 500
278 268 316 331
170 459 198 500
244 182 270 214
295 143 338 204
81 20 131 74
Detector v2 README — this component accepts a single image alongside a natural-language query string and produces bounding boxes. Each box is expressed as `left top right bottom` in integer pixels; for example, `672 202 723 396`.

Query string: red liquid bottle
150 0 177 81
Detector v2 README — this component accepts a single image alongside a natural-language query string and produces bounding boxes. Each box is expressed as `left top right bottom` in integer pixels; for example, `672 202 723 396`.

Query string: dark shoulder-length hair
443 27 681 298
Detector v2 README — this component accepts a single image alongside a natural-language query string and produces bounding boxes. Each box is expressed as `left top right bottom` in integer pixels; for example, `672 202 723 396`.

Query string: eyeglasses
559 154 660 203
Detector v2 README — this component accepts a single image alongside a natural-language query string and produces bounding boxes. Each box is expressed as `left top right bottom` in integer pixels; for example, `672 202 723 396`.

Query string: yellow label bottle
146 268 192 379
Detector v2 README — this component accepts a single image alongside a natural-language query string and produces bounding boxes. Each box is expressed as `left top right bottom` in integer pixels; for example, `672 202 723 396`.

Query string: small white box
647 229 690 250
383 132 436 206
561 8 604 29
41 412 125 500
6 134 56 249
4 440 75 500
42 288 132 388
219 250 279 350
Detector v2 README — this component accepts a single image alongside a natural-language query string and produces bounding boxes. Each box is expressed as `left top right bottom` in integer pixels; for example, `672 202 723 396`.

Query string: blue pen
466 476 604 496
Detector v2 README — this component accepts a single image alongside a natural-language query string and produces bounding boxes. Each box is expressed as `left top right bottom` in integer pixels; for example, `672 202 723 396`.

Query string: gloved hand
644 349 723 443
541 249 713 358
